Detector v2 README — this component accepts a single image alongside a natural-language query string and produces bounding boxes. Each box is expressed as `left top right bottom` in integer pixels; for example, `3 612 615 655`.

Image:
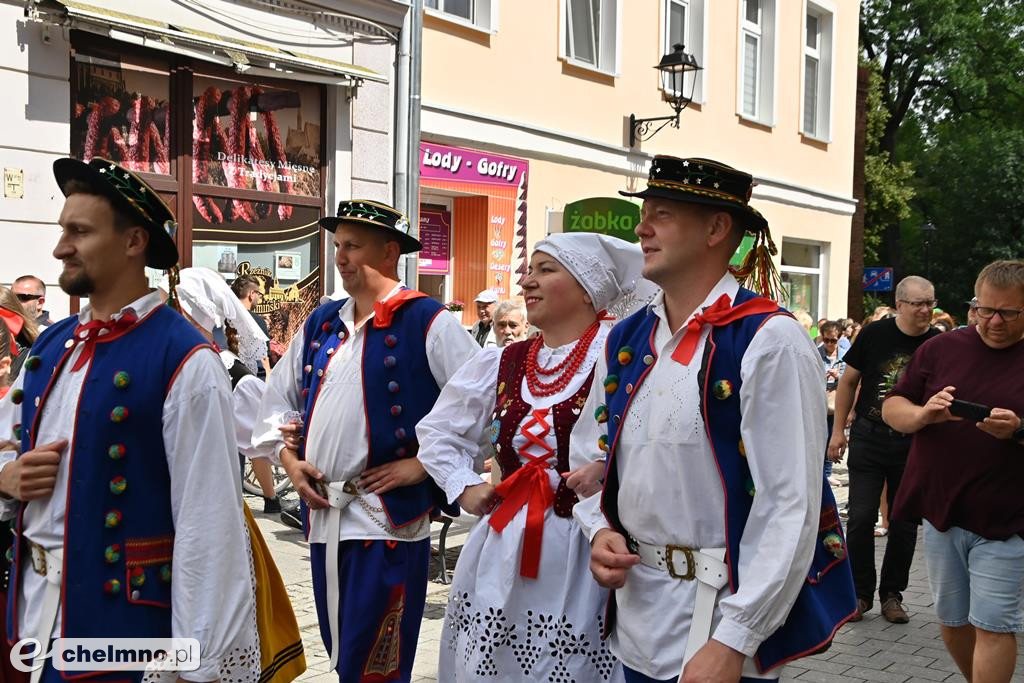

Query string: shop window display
72 51 172 175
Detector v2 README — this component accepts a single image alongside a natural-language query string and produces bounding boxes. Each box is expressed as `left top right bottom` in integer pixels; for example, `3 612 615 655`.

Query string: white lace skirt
440 502 623 682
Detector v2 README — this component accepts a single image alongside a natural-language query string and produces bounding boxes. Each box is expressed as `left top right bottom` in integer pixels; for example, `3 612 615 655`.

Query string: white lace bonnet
160 267 269 373
532 233 657 318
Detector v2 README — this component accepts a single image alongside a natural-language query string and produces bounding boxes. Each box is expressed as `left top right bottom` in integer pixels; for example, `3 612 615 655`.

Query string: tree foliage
862 61 914 265
859 0 1024 305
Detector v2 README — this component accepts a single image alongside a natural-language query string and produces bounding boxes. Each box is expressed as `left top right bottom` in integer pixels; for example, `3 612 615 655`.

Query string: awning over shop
28 0 388 86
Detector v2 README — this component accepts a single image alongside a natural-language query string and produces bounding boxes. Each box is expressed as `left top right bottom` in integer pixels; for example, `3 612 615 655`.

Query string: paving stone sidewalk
250 462 1024 682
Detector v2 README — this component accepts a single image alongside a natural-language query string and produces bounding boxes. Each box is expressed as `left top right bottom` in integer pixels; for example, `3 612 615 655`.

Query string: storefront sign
420 143 528 186
563 197 640 242
419 209 451 274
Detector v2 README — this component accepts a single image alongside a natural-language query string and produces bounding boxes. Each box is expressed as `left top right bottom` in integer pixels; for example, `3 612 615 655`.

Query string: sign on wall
419 209 451 274
420 143 528 186
562 197 640 242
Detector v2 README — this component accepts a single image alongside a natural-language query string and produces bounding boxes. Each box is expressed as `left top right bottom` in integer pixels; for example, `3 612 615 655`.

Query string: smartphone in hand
949 399 992 422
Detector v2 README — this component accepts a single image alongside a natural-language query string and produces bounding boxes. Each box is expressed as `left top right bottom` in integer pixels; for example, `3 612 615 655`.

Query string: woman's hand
562 461 605 498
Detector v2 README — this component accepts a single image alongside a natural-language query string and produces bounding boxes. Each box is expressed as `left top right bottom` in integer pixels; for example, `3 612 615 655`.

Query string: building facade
0 0 411 345
418 0 859 323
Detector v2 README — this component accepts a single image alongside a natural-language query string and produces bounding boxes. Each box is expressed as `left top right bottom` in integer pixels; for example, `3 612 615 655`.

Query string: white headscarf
532 232 657 318
160 267 269 374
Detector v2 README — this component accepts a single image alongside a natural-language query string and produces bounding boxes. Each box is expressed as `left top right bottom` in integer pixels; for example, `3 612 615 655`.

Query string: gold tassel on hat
729 228 783 301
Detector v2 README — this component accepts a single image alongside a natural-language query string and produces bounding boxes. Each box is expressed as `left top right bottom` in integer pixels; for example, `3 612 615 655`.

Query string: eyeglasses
14 293 42 302
897 299 937 309
973 306 1023 321
822 337 840 344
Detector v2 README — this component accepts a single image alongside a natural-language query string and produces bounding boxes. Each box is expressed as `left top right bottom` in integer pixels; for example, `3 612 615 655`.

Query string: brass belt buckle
342 480 359 495
665 544 695 581
29 543 47 577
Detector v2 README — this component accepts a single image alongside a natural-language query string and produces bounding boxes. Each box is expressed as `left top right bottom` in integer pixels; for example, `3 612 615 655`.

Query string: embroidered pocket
806 504 847 585
124 536 173 608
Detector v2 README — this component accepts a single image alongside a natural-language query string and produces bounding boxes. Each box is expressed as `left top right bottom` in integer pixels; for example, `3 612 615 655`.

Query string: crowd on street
0 155 1021 683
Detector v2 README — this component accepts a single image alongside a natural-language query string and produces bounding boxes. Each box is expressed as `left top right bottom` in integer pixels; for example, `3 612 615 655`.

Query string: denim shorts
923 521 1024 632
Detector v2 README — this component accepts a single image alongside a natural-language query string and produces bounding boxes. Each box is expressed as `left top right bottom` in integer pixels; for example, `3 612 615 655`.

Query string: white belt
631 539 729 670
27 542 63 683
323 480 359 671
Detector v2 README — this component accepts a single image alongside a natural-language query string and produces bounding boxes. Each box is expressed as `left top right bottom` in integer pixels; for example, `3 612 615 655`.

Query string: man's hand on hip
978 408 1021 441
679 639 744 683
589 529 640 589
359 458 428 494
0 440 66 501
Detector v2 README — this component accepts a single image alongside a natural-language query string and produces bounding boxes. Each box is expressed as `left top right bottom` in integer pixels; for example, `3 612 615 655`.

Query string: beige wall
422 0 860 196
421 0 860 319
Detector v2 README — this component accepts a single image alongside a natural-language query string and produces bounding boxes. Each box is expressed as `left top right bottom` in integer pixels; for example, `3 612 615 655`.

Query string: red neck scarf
372 289 428 328
670 294 780 365
70 312 139 372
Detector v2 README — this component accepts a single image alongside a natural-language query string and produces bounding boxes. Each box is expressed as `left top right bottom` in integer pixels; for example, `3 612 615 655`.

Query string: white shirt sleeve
163 347 254 681
426 309 482 388
570 346 612 542
0 372 26 520
416 346 501 504
712 316 825 656
251 326 307 464
234 375 273 460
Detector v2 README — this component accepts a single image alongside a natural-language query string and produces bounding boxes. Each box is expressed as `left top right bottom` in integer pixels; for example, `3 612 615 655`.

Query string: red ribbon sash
488 409 556 579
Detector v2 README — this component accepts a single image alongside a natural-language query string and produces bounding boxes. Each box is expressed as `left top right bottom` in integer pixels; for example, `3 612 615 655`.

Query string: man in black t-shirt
828 275 940 623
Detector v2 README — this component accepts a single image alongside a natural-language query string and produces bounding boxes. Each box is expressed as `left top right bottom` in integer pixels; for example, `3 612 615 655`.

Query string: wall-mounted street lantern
629 43 702 147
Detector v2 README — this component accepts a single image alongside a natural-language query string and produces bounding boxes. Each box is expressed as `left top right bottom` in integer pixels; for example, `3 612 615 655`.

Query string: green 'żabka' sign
563 197 640 243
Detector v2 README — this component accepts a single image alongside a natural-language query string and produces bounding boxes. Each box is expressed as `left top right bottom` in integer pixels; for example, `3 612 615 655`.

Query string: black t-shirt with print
842 316 940 423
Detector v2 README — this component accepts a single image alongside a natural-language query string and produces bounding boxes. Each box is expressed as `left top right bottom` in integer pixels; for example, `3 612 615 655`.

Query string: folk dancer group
0 154 856 683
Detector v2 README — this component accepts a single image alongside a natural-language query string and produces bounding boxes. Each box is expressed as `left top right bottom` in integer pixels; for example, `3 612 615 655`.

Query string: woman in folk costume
416 232 651 682
161 266 306 683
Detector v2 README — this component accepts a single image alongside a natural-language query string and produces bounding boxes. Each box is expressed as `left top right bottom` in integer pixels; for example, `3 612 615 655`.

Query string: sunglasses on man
14 293 42 303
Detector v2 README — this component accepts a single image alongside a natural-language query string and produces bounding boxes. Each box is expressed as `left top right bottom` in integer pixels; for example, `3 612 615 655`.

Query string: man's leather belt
629 537 729 672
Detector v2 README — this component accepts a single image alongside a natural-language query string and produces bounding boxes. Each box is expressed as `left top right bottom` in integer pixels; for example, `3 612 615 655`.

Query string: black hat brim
319 216 423 254
619 186 768 233
53 158 179 269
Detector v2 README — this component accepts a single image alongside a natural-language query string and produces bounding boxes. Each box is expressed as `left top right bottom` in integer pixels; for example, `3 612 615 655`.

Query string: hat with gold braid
53 158 179 269
620 155 782 298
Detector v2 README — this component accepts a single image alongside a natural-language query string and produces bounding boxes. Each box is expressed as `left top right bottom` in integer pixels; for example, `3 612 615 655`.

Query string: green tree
862 61 914 265
860 0 1024 277
860 0 1024 304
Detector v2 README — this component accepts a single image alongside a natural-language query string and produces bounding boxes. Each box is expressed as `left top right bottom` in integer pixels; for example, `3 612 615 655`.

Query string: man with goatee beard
0 158 258 683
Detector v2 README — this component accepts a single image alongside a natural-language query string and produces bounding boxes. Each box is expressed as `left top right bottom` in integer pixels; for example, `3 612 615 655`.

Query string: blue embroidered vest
599 288 856 673
297 294 457 532
6 306 208 681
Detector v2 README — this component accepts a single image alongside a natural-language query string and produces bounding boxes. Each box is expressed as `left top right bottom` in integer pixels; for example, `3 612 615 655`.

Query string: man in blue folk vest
572 156 856 683
253 200 477 682
0 158 257 683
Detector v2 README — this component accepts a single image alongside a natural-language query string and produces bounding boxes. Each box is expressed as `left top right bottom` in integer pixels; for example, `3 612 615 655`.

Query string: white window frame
779 238 829 320
559 0 622 77
424 0 499 34
661 0 707 104
735 0 777 126
800 0 835 142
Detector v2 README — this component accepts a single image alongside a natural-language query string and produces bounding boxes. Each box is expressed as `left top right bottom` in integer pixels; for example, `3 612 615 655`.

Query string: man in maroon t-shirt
883 259 1024 683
